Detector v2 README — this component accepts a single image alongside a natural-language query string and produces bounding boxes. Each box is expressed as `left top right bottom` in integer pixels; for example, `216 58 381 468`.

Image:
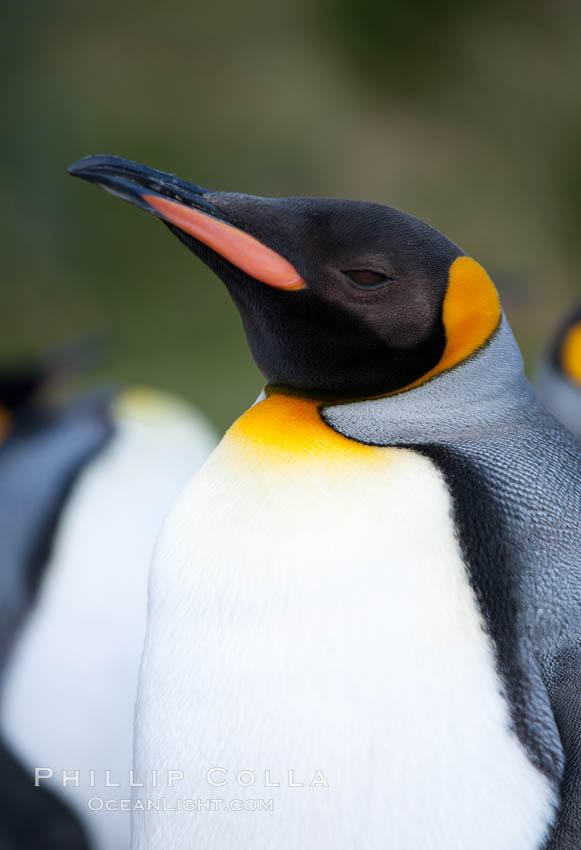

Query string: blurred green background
2 0 580 432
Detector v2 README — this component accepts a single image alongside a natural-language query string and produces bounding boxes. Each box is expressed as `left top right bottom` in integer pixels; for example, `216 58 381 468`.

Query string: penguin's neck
228 315 531 454
322 315 534 446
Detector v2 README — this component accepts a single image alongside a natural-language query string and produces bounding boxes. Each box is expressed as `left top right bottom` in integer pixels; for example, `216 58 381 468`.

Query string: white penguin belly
134 396 555 850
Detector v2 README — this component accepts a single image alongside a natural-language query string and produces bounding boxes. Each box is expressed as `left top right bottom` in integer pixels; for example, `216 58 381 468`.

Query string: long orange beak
144 194 305 291
68 155 306 292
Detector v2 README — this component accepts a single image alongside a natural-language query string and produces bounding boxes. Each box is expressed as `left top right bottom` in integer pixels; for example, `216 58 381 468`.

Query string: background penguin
0 348 216 850
71 155 581 850
536 303 581 440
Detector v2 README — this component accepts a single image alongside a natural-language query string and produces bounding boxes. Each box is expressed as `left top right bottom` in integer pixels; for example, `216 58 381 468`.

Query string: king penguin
536 303 581 441
70 155 581 850
0 349 216 849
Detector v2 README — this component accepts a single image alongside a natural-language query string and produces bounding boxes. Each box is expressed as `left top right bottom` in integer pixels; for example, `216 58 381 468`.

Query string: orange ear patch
394 256 501 395
437 256 501 375
0 407 11 442
144 194 306 291
562 321 581 385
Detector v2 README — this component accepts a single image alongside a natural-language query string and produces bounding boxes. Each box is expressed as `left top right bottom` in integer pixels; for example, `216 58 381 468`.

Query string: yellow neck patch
0 406 11 443
395 255 501 395
562 321 581 386
226 393 377 463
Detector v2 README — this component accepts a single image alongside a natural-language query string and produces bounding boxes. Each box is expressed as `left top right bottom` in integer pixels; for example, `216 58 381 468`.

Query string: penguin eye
344 270 393 289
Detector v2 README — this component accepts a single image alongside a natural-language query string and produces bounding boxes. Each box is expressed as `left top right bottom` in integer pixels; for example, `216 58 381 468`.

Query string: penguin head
0 337 107 443
69 156 501 400
547 304 581 389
